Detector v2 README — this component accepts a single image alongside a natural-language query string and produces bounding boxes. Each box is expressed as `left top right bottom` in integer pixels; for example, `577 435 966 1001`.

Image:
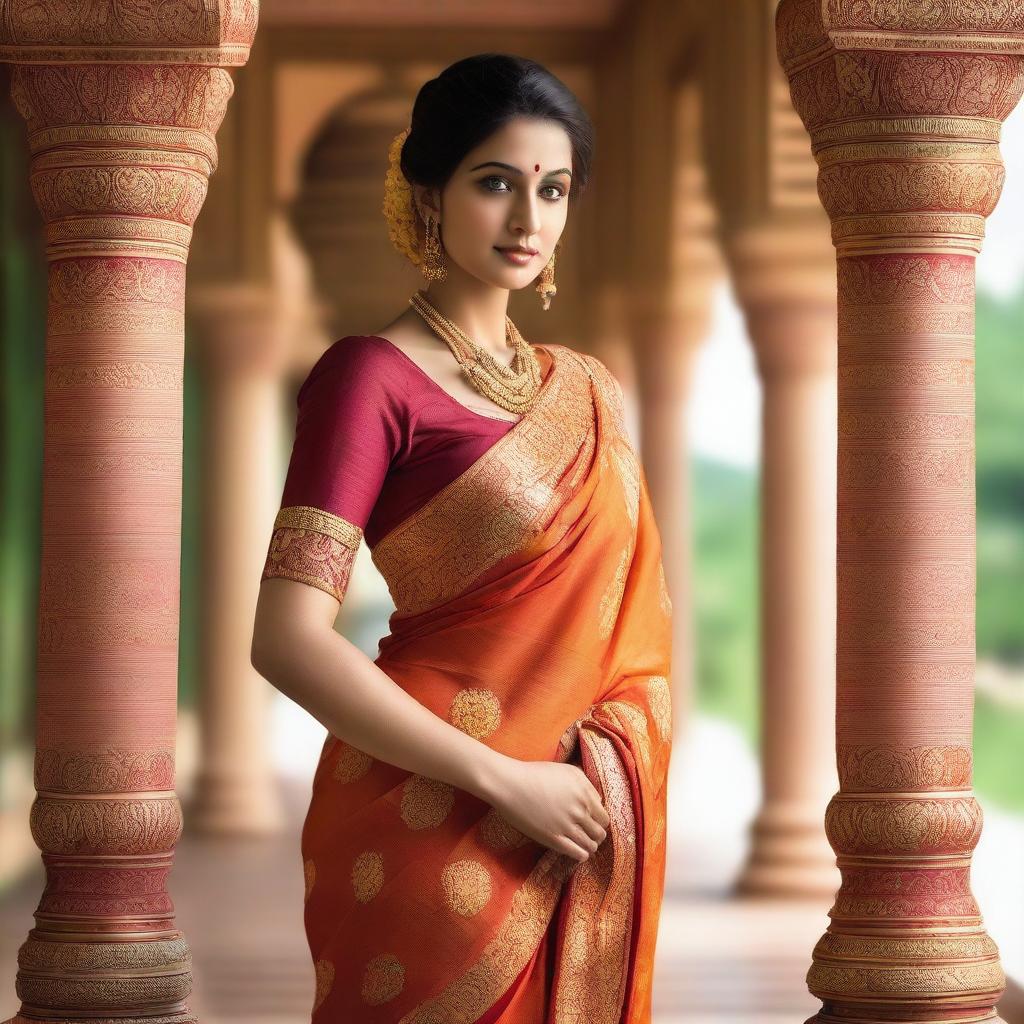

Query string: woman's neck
419 279 513 358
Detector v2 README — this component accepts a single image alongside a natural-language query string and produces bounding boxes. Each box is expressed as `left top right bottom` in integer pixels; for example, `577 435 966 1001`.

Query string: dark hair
401 53 593 202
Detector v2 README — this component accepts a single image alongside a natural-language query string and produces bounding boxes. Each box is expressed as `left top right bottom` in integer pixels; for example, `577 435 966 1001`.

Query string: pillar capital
0 4 259 268
727 217 838 378
0 1 258 66
777 0 1024 256
727 216 835 306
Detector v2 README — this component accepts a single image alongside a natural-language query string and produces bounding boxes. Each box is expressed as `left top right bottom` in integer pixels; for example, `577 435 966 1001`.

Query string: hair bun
382 126 421 266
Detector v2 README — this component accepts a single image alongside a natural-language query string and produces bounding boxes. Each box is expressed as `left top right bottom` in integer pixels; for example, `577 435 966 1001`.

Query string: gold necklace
408 290 542 415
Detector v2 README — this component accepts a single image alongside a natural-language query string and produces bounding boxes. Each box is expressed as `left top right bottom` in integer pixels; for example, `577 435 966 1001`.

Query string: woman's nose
510 193 543 236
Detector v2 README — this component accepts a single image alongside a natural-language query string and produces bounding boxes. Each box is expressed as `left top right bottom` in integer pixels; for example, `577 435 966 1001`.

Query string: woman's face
416 116 573 291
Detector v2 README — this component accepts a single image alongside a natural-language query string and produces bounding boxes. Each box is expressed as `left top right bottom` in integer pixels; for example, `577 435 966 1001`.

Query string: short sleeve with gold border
260 336 406 604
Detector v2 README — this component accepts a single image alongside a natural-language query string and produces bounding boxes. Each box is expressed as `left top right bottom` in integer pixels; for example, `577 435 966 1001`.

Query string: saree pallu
300 343 673 1023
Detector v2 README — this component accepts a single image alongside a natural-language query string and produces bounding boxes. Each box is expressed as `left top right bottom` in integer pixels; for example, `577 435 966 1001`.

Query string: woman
251 53 673 1023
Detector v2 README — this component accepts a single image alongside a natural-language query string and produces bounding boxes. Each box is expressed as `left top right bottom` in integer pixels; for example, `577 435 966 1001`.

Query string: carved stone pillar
630 304 706 743
647 81 721 743
701 0 840 897
624 61 720 739
0 5 258 1022
186 284 287 835
728 220 840 898
777 1 1024 1019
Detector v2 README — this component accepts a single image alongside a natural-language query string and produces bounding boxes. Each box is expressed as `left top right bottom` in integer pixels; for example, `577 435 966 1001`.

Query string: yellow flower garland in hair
382 126 423 267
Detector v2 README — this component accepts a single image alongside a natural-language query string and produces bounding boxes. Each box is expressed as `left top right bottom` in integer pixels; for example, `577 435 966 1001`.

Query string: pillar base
4 1017 198 1024
735 802 839 898
804 1016 1006 1024
186 772 285 835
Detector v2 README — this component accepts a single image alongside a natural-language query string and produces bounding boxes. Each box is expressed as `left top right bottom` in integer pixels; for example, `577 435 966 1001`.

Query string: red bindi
534 163 540 172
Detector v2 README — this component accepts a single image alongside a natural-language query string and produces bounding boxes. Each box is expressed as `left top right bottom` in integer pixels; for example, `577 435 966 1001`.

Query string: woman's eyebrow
469 161 572 177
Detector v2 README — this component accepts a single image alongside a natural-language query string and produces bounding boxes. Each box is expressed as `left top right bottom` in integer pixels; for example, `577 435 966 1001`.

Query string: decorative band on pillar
776 2 1024 1023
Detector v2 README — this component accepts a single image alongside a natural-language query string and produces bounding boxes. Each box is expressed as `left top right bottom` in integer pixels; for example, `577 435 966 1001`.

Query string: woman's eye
480 177 565 201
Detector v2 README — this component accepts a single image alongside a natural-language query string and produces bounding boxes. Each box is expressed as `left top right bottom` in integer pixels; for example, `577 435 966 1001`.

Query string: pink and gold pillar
777 0 1024 1019
186 284 288 835
0 5 257 1021
728 219 840 897
632 80 721 741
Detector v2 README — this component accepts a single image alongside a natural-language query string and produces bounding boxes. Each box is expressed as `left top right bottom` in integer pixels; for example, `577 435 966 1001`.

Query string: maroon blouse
261 334 532 603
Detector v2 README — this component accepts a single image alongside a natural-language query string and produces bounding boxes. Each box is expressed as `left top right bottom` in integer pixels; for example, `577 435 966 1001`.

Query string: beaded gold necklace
408 290 542 415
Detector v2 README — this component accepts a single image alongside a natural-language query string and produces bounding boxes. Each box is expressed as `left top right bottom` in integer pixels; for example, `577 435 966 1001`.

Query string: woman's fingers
556 834 591 862
577 813 607 844
583 788 610 829
573 768 611 831
567 821 600 854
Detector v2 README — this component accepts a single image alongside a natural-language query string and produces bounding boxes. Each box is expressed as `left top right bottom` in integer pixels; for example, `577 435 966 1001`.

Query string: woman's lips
495 247 537 266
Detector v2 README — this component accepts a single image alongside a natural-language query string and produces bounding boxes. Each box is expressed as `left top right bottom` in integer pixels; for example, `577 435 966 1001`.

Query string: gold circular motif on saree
351 850 385 903
478 806 530 851
332 741 373 783
399 774 455 830
441 858 493 917
361 953 405 1005
647 675 672 741
303 858 316 903
312 958 334 1013
447 688 502 739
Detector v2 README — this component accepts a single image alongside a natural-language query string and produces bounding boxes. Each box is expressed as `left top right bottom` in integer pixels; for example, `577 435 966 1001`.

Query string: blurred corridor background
1 2 1023 1022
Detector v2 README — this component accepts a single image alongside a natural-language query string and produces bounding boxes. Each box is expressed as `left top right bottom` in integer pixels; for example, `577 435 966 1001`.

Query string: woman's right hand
481 754 611 862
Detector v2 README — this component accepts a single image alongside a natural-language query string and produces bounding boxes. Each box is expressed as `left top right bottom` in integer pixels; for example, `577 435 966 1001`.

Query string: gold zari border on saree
400 709 642 1024
553 725 637 1022
399 849 576 1024
371 345 597 616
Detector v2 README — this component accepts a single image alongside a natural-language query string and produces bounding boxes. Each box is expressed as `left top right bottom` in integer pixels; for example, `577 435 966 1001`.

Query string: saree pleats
301 344 673 1023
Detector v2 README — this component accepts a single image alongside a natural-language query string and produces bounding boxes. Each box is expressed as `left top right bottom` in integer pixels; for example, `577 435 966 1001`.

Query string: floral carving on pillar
776 1 1024 1022
0 3 257 1022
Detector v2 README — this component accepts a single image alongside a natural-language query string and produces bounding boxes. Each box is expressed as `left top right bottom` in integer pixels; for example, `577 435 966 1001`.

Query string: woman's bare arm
251 577 608 860
250 577 512 803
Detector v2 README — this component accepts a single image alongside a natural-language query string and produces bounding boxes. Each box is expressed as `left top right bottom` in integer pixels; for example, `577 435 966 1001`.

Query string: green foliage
0 115 45 758
973 692 1024 813
692 457 760 743
976 291 1024 662
689 287 1024 806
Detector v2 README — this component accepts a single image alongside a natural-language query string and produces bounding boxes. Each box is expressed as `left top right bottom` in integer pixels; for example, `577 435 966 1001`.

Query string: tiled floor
0 774 822 1024
2 713 1021 1023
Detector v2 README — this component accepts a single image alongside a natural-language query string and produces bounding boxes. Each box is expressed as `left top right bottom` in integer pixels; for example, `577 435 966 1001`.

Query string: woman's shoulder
537 340 590 368
550 344 621 388
297 334 415 406
305 333 422 380
315 333 408 370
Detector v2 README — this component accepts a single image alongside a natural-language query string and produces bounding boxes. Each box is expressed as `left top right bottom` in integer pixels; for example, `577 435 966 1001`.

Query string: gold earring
536 245 558 310
421 213 447 282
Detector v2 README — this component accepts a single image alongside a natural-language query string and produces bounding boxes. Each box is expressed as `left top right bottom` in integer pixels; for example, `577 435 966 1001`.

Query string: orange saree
266 342 673 1022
